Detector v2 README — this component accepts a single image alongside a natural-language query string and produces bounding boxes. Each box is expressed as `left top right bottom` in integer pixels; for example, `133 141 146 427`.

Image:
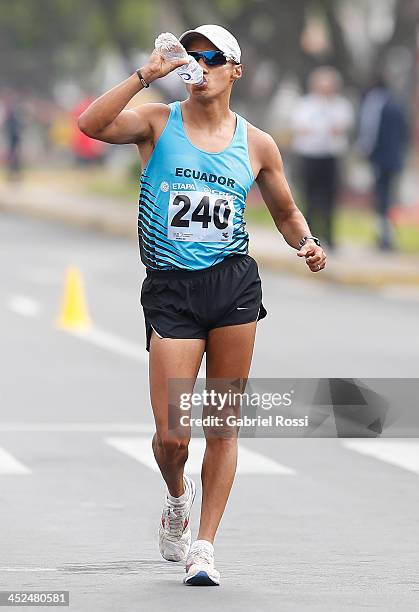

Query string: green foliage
213 0 248 19
0 0 158 94
117 0 156 45
245 203 419 253
1 0 415 109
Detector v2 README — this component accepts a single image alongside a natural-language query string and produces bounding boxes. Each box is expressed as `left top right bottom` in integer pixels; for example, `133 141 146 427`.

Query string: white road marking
0 446 31 474
72 327 206 374
0 567 58 572
0 422 154 433
6 291 205 371
6 295 41 317
105 436 296 475
71 327 148 363
342 439 419 475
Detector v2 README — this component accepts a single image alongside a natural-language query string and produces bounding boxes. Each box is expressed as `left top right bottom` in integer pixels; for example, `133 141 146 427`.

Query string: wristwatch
299 235 321 248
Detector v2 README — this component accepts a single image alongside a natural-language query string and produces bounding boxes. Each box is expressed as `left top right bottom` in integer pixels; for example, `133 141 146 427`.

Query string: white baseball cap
179 24 241 63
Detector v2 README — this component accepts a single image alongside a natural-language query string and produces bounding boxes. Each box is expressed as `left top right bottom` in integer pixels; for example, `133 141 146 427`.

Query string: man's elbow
77 113 97 138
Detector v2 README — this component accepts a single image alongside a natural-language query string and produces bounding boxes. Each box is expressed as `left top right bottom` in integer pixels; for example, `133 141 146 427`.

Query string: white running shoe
183 539 220 586
158 475 196 562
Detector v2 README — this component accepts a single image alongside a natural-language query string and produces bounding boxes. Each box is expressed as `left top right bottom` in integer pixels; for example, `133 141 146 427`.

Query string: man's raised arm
77 49 188 145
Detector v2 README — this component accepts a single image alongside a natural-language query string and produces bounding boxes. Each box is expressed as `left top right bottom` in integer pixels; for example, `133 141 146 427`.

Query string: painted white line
342 439 419 475
72 327 206 373
0 446 31 474
105 436 296 475
6 291 207 374
0 567 58 572
0 422 155 433
71 327 148 363
6 295 41 317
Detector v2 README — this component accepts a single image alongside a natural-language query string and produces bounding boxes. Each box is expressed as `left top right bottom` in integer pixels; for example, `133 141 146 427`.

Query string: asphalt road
1 212 419 611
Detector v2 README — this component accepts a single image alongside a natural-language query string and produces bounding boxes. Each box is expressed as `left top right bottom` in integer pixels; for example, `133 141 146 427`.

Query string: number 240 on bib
168 191 235 243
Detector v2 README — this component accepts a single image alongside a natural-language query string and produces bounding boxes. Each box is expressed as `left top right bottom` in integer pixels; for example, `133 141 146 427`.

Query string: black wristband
299 235 321 248
136 69 149 88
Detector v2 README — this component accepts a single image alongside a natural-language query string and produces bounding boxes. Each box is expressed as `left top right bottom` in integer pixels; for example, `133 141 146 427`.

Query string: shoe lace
163 503 187 539
189 543 213 566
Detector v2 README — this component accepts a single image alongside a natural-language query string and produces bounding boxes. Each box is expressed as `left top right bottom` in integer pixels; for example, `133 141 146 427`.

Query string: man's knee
155 433 189 458
204 435 238 449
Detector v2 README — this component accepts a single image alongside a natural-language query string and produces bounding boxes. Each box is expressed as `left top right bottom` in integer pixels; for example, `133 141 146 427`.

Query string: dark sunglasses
188 50 229 66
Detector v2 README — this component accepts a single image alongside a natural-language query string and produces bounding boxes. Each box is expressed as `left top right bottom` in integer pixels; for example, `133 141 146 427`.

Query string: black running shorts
140 254 267 352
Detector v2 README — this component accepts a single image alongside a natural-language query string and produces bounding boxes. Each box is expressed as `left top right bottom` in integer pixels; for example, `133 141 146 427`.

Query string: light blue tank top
138 100 255 270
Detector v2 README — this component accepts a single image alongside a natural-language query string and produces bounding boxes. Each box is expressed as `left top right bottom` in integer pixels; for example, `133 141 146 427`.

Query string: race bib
167 191 235 243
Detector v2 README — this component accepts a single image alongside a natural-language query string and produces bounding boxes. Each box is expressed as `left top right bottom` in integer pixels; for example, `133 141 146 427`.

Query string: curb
2 190 419 289
0 190 138 240
251 251 419 289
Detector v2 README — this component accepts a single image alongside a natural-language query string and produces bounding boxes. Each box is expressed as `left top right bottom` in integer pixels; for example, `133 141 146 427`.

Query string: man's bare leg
149 330 206 563
149 331 205 496
198 321 257 542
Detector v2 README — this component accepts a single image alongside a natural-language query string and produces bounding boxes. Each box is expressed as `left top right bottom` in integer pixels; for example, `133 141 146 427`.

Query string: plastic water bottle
155 32 204 85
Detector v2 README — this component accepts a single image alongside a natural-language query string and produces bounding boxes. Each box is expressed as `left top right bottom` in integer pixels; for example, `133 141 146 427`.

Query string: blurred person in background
358 75 409 251
291 67 354 249
2 95 23 181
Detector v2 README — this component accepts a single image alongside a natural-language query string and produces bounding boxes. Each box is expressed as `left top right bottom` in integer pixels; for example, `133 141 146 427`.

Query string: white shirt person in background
291 67 354 249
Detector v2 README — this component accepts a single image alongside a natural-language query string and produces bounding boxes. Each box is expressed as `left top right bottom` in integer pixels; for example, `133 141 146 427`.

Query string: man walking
78 24 326 586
